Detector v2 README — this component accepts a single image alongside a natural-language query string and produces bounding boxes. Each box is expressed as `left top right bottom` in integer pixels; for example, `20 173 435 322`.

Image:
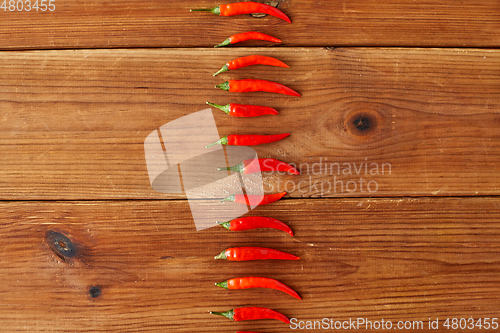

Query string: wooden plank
0 0 499 50
0 48 499 200
0 197 499 332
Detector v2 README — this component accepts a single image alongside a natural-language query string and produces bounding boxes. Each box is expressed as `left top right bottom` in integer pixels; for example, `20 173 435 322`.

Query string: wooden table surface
1 1 499 332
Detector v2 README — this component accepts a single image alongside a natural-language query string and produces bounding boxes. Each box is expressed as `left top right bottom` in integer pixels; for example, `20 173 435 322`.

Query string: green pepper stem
214 250 227 260
217 162 244 173
206 102 230 115
214 38 231 48
205 135 229 148
216 221 231 230
215 81 230 91
190 7 221 15
215 280 229 289
210 309 234 320
213 64 229 76
221 194 235 203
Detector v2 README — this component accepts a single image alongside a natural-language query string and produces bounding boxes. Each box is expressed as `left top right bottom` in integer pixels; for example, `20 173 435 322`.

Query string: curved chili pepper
191 2 291 23
221 192 286 206
219 158 299 175
213 55 289 76
214 31 281 48
210 307 290 323
217 216 293 236
206 133 289 148
206 102 278 117
216 79 300 96
215 246 300 261
216 277 301 299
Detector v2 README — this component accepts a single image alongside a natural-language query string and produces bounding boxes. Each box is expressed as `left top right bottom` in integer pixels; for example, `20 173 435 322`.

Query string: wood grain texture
0 197 499 332
0 0 499 50
0 48 498 199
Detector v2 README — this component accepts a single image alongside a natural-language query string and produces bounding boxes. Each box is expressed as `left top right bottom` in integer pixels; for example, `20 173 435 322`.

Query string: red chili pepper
217 216 293 236
206 102 278 117
221 192 286 206
210 307 290 323
219 158 299 175
191 2 291 23
216 276 301 299
205 133 289 148
216 79 300 97
215 246 300 261
213 55 289 76
213 31 282 47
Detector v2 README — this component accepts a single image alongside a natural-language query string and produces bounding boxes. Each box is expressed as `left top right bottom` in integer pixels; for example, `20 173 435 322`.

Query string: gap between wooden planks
0 0 499 49
0 197 499 332
0 48 498 200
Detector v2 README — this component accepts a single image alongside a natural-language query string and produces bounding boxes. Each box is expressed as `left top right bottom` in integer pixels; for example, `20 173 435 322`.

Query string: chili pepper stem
215 281 229 289
206 102 230 115
215 81 230 91
210 309 234 320
214 250 227 260
206 135 229 148
216 221 231 230
190 7 221 15
214 38 231 48
221 194 235 202
217 162 244 173
213 65 229 76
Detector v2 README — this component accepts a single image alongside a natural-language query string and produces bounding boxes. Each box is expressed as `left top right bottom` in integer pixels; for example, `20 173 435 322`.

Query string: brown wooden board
0 0 499 50
1 1 500 332
0 48 499 200
0 198 499 332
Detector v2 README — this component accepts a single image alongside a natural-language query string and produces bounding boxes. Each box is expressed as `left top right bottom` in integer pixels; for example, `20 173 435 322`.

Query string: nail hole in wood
46 230 77 259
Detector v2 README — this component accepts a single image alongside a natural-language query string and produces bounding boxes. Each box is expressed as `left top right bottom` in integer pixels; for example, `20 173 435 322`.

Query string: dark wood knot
344 109 383 138
45 230 77 260
88 285 102 299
